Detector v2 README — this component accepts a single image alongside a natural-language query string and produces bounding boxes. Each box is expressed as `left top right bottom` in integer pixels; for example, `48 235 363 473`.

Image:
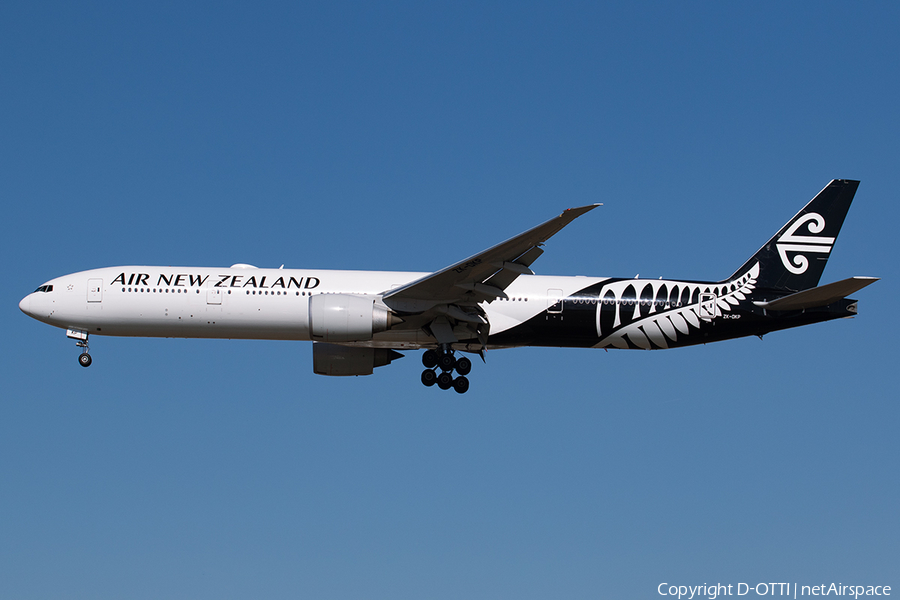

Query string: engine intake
309 294 397 342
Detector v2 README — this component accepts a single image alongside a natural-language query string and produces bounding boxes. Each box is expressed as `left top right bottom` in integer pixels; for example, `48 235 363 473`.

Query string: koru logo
776 212 834 274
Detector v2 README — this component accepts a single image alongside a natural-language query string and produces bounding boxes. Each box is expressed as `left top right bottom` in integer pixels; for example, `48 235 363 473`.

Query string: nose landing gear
421 347 471 394
67 329 92 367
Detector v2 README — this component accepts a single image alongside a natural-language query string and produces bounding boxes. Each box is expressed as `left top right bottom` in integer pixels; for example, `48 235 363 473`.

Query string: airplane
20 179 877 394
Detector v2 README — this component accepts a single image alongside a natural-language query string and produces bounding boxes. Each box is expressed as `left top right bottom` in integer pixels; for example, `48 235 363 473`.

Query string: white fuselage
19 265 607 349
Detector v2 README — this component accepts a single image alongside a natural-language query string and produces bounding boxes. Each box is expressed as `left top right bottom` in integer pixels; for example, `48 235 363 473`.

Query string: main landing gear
421 347 472 394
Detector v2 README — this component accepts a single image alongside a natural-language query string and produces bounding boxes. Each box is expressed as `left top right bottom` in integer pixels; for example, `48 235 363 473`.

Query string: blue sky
2 2 898 598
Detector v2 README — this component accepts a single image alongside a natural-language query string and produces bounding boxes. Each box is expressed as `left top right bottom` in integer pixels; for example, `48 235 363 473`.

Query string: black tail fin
727 179 859 291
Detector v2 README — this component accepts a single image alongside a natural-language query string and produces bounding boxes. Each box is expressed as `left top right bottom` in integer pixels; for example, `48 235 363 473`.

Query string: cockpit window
33 285 53 293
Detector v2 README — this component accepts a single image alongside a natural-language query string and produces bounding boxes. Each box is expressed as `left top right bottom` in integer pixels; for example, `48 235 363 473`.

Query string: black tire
452 376 469 394
437 371 453 390
422 349 438 369
455 356 472 376
79 353 92 367
438 353 456 372
421 369 437 387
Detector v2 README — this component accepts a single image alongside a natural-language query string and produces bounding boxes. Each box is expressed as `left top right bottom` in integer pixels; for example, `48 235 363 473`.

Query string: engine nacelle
312 342 404 376
309 294 394 342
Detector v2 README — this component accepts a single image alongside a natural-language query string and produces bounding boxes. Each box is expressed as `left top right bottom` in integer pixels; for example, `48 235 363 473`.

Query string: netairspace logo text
658 583 891 600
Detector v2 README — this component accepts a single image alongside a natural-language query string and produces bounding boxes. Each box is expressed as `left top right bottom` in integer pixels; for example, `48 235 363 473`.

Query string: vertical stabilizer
727 179 859 291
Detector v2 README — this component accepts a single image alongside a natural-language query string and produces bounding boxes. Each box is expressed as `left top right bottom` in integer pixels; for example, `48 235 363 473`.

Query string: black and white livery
20 180 876 393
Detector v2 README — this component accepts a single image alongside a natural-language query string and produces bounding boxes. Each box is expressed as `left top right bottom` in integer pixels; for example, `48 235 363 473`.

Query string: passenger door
699 293 717 321
87 279 102 303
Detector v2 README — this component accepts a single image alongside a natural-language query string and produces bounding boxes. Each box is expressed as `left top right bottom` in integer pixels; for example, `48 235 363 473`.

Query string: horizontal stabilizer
755 277 878 311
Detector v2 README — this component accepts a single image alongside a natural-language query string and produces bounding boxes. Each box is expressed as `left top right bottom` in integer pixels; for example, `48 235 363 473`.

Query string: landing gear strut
67 329 92 367
421 347 470 393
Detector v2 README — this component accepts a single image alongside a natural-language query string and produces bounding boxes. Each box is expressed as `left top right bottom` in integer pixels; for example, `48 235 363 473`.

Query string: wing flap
483 247 545 291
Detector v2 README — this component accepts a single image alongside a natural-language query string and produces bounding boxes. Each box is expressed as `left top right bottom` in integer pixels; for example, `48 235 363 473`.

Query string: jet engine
312 342 404 376
309 294 397 342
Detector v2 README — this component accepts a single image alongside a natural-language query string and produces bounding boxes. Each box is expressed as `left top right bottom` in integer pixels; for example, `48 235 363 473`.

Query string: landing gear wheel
455 356 472 376
437 371 453 390
422 349 438 369
78 353 92 367
421 369 437 387
438 353 456 372
452 376 469 394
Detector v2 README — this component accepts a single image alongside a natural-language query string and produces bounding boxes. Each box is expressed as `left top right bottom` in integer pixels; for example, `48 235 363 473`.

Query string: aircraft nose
19 294 33 317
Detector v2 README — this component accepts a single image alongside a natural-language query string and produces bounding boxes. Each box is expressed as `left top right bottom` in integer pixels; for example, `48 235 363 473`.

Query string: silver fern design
594 263 760 349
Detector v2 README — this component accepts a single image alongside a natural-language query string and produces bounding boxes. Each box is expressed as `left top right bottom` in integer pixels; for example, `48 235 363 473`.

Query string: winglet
563 203 602 217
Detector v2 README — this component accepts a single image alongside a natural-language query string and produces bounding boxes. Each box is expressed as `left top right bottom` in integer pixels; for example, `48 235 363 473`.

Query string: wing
381 204 600 347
